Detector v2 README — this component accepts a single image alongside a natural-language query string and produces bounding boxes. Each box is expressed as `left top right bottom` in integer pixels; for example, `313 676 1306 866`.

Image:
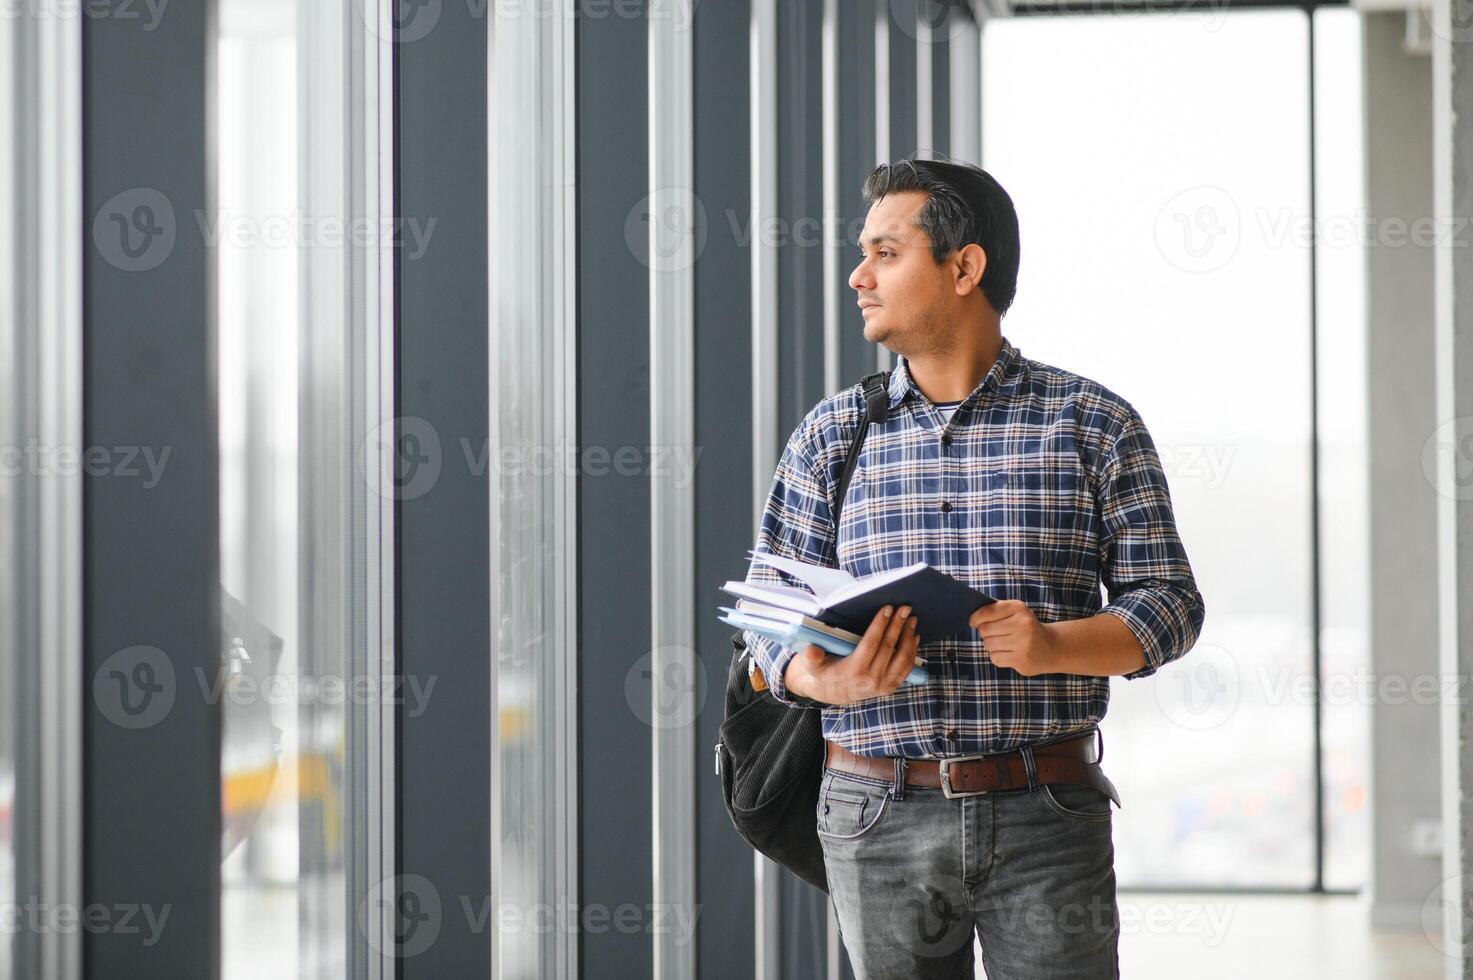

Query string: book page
747 550 855 601
827 561 930 606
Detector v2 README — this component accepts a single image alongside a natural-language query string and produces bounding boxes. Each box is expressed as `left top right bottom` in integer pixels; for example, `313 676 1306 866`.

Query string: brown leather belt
823 729 1121 805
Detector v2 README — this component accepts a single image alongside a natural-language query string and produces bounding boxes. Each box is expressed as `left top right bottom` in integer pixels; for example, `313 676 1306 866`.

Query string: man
742 158 1205 978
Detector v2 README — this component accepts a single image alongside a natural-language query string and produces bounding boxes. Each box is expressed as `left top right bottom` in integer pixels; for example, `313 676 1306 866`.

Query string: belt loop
892 756 906 801
1020 744 1039 791
1094 727 1104 766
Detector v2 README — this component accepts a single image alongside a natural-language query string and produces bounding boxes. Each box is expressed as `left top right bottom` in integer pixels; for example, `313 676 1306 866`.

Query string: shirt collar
886 336 1022 411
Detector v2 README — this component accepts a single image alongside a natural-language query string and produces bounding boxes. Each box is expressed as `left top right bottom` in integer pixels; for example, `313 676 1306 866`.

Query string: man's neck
904 331 1005 404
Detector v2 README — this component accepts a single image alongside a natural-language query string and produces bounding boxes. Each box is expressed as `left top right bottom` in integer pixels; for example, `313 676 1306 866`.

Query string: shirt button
940 501 952 513
941 432 952 446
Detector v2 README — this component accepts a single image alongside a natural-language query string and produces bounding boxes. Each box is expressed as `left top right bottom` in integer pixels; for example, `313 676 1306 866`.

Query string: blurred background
1 0 1468 977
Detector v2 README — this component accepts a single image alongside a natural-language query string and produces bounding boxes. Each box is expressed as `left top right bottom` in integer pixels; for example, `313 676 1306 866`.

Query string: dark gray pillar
396 0 492 975
694 3 759 979
82 2 220 977
579 3 654 978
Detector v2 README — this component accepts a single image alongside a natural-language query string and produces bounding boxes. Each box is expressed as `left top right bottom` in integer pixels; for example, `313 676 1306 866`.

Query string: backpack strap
832 370 891 527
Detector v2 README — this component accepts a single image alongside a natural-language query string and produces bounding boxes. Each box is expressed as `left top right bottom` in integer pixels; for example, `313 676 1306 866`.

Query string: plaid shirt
743 336 1205 759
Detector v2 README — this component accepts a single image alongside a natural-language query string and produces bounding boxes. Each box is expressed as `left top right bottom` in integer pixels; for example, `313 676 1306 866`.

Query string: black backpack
714 370 891 893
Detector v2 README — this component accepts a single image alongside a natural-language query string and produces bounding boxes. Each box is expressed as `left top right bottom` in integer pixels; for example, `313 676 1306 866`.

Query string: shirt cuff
1098 600 1169 680
748 633 823 707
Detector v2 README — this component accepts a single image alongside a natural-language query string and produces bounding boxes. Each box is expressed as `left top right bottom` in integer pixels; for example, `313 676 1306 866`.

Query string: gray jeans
817 755 1120 979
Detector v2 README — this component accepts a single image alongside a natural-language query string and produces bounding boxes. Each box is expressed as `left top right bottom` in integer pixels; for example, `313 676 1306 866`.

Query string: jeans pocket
816 770 892 841
1040 782 1112 822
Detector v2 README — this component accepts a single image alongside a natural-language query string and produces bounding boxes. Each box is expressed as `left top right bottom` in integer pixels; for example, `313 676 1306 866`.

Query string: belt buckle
938 753 991 799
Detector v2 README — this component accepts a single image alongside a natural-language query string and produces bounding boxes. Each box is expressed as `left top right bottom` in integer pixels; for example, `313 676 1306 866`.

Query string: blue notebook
717 607 929 685
721 549 995 643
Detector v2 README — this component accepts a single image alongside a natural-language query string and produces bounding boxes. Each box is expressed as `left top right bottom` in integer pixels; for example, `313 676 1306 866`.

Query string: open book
722 549 995 643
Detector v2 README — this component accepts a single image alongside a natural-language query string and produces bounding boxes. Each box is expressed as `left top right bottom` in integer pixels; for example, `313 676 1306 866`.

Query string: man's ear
953 243 987 296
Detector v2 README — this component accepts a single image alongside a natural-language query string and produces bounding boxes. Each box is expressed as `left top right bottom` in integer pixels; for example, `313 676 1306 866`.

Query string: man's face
848 190 955 356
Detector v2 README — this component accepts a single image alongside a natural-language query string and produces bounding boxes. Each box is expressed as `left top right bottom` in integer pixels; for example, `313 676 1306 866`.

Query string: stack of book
716 550 997 688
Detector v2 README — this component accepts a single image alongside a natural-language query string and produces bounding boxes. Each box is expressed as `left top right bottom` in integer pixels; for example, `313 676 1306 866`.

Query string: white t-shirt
934 400 962 424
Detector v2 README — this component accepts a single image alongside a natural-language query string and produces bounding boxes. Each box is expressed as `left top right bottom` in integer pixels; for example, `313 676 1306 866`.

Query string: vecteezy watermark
0 440 171 487
460 897 701 943
1152 642 1240 731
194 668 438 717
93 645 177 730
625 188 708 272
624 646 707 730
1423 873 1473 957
359 875 702 959
93 187 177 273
0 0 169 31
359 416 443 502
1255 664 1472 708
1009 0 1233 30
462 438 702 485
896 892 1236 949
891 872 974 961
193 210 437 260
1156 442 1236 490
888 0 978 44
0 898 172 945
361 874 443 959
1156 186 1473 274
724 208 867 251
1118 897 1236 946
93 186 438 273
1256 207 1473 252
1423 0 1473 46
360 0 696 45
359 417 705 501
1423 417 1473 501
1154 186 1241 274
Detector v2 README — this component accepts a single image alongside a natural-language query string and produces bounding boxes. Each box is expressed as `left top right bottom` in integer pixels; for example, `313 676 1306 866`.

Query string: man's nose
849 259 872 291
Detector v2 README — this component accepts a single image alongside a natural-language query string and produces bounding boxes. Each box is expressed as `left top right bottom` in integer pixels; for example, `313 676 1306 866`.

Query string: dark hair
861 158 1021 317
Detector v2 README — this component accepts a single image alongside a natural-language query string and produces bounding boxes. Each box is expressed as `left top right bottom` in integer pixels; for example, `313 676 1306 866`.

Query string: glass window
215 0 383 974
985 9 1328 887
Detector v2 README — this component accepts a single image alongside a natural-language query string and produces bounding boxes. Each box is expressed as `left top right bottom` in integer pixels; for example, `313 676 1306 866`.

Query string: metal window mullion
823 0 841 397
748 1 783 977
1305 4 1325 896
13 6 83 980
950 6 980 165
873 3 892 374
820 2 844 974
649 4 696 980
489 2 579 976
916 12 932 156
347 2 395 975
551 4 579 978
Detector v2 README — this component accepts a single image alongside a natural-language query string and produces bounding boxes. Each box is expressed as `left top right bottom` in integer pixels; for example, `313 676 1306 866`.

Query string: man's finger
850 605 895 670
882 619 920 691
973 613 1019 634
969 601 1012 628
869 605 912 677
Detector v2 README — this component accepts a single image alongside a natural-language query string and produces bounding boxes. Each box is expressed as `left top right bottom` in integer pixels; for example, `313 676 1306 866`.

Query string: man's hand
969 599 1060 677
784 604 921 706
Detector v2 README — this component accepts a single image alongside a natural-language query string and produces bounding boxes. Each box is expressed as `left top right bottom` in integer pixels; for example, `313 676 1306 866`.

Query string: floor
976 891 1445 979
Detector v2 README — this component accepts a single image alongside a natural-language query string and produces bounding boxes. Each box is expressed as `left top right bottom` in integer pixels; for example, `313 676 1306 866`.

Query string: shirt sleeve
744 420 840 706
1095 410 1207 680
